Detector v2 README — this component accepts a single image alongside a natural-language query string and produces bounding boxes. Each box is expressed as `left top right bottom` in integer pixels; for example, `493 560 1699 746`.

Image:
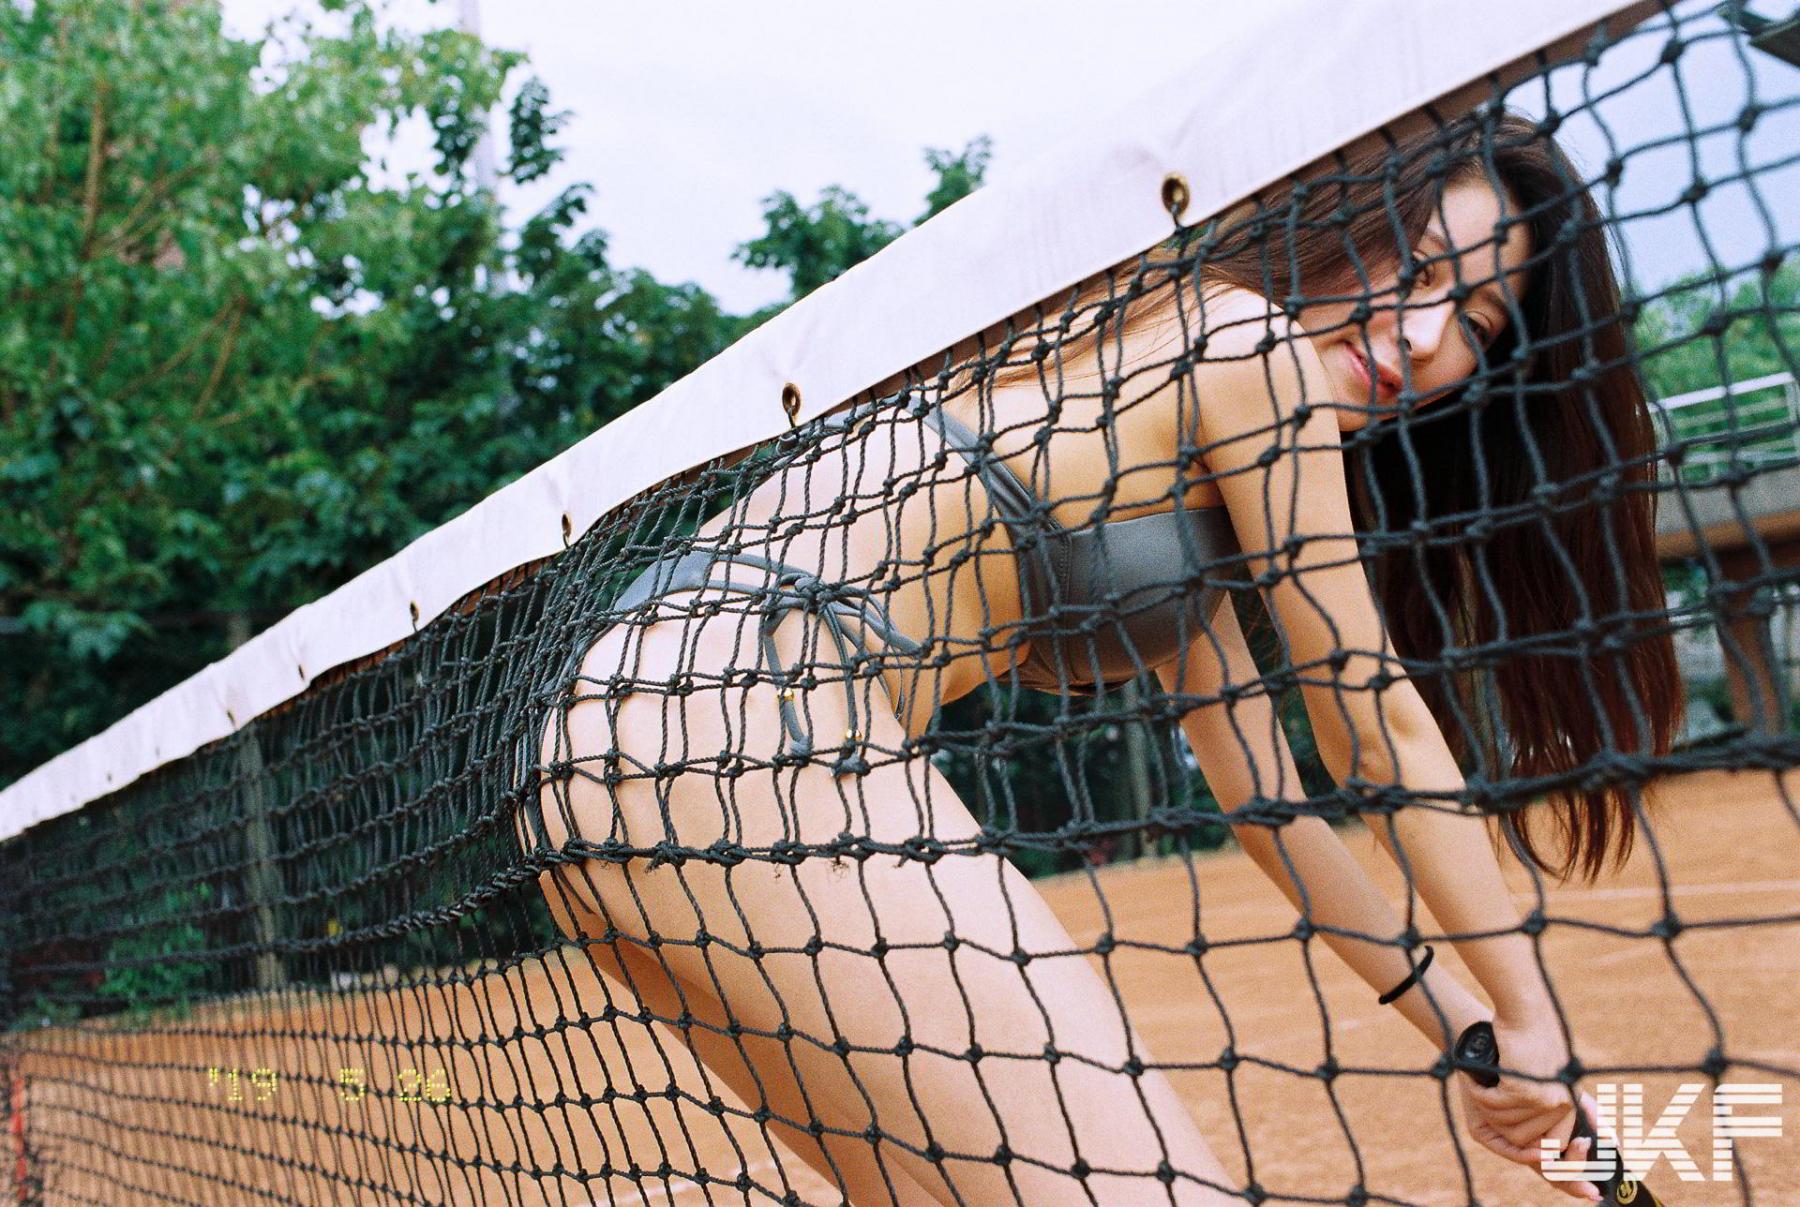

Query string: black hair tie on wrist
1377 943 1435 1005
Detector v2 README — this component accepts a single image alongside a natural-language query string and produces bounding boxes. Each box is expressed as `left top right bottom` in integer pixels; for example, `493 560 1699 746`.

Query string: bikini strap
915 402 1067 665
811 398 1055 534
615 548 922 772
796 396 1067 673
920 406 1061 527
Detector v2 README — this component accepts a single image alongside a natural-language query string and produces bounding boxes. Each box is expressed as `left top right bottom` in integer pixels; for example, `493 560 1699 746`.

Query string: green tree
0 2 1017 844
1634 258 1799 398
730 135 994 330
1632 258 1799 487
0 0 743 785
733 184 904 304
918 134 992 224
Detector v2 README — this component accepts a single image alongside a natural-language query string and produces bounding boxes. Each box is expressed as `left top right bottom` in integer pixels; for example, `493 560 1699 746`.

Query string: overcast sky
215 0 1799 316
219 0 1291 315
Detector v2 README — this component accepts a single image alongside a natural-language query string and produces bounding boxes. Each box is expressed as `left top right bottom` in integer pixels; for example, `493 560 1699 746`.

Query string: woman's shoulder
1188 284 1300 359
1181 284 1336 435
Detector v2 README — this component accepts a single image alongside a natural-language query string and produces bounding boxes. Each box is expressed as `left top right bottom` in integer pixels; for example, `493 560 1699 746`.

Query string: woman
524 109 1680 1206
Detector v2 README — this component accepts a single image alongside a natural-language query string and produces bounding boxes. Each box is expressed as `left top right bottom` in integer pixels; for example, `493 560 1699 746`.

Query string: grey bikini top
598 397 1240 765
912 403 1242 695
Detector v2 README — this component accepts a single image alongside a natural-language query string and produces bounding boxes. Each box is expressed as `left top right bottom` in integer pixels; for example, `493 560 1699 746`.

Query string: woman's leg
534 606 1242 1206
530 614 941 1206
532 865 937 1206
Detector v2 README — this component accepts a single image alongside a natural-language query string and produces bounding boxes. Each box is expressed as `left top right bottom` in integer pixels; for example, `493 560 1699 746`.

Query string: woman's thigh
530 603 946 1204
533 867 939 1207
533 602 1238 1206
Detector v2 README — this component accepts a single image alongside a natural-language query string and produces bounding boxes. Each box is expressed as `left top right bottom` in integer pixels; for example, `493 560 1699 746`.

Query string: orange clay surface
9 766 1797 1206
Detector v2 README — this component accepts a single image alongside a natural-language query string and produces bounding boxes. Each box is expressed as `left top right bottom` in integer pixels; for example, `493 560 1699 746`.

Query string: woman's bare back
671 304 1247 736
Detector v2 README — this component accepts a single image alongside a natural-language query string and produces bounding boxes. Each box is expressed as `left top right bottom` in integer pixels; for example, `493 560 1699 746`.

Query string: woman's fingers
1471 1117 1538 1164
1542 1095 1581 1155
1462 1055 1610 1202
1466 1076 1610 1203
1472 1106 1602 1201
1472 1092 1571 1150
1558 1135 1604 1202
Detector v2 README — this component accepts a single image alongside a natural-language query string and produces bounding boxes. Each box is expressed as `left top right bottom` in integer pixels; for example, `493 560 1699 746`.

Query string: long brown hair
974 109 1683 883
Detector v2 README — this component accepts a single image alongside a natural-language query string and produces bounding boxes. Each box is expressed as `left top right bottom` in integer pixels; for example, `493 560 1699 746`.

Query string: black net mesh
4 3 1800 1205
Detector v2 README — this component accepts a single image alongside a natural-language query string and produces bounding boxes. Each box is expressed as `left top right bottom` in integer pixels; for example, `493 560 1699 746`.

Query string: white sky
219 0 1291 314
216 0 1799 315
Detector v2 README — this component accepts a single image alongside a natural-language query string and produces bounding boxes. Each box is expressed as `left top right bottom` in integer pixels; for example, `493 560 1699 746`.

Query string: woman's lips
1344 344 1393 401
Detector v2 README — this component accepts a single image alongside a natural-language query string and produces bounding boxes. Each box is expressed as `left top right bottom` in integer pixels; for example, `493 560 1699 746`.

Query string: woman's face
1302 177 1533 432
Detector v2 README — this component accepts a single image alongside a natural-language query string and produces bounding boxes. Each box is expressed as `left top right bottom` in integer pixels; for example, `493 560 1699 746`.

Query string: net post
227 613 286 994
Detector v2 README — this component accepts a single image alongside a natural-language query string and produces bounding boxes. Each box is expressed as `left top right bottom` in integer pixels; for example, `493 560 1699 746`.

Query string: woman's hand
1457 1012 1605 1202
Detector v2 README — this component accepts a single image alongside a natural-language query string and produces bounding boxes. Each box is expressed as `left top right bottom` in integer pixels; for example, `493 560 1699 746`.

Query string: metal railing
1652 369 1800 485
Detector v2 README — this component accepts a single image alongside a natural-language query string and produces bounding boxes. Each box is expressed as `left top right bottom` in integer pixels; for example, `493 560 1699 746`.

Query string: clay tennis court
11 764 1797 1205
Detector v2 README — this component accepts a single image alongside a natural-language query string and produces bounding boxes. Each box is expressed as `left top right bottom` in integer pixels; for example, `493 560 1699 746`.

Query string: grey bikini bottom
605 547 923 772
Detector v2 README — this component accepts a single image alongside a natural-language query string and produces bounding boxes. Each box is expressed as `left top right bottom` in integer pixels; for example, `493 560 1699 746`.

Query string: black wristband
1376 943 1434 1005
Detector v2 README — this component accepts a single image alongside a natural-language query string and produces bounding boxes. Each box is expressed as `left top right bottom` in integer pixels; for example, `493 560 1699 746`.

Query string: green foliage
918 135 992 224
1633 257 1799 398
733 184 905 304
731 135 994 318
98 882 215 1017
0 0 745 784
1632 258 1799 485
7 993 82 1033
506 76 567 186
0 3 1001 795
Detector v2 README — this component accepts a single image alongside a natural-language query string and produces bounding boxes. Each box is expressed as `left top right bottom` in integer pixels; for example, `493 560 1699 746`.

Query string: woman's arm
1186 306 1555 1025
1156 595 1489 1047
1159 287 1600 1201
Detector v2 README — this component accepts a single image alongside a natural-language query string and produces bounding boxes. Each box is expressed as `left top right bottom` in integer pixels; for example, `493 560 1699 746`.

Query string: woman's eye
1410 252 1432 285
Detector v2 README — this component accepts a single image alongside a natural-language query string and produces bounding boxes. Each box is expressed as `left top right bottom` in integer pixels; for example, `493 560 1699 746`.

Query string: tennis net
4 2 1799 1205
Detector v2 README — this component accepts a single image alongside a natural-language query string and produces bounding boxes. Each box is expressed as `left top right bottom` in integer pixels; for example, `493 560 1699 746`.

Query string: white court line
1511 878 1800 904
1233 884 1800 1049
1067 878 1800 947
1589 946 1663 968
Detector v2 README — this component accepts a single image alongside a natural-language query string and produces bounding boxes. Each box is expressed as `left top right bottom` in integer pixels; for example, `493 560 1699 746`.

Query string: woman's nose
1396 295 1456 365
